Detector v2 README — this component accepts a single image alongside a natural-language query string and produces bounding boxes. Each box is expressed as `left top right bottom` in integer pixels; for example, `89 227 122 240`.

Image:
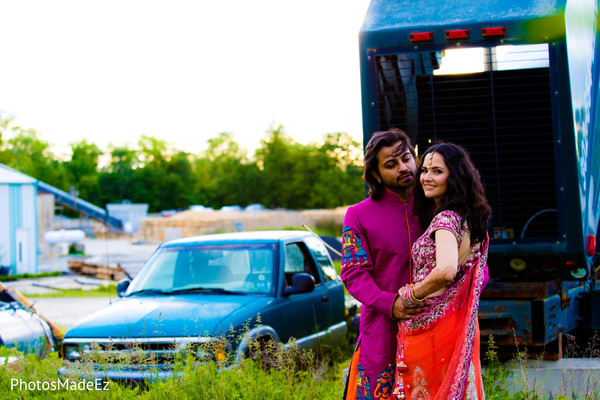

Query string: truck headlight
63 344 80 360
63 343 91 360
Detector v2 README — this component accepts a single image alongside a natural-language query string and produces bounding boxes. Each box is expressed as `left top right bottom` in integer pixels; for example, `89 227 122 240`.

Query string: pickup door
277 241 330 342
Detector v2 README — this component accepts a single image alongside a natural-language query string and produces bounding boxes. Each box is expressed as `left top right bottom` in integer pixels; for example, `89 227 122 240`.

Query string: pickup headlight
63 343 90 361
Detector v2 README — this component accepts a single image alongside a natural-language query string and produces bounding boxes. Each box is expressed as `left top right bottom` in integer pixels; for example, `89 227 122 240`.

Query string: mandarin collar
382 188 413 204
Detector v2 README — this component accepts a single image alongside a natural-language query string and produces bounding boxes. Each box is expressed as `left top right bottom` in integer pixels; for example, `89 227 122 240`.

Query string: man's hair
413 142 492 243
363 128 416 200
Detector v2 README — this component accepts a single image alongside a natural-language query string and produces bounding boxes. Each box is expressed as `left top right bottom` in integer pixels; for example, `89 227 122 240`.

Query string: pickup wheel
247 336 279 371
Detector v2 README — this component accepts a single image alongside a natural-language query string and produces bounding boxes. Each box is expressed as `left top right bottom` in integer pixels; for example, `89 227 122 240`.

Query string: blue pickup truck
61 230 347 381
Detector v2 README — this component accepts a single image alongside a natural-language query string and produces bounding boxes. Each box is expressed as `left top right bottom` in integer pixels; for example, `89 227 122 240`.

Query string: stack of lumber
68 260 128 281
136 207 348 242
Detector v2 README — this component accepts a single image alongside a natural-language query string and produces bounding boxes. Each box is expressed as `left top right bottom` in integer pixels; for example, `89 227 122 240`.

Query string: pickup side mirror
116 279 131 297
283 273 315 296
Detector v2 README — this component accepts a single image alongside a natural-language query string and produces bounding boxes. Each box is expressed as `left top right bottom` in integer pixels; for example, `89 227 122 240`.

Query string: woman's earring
378 179 382 184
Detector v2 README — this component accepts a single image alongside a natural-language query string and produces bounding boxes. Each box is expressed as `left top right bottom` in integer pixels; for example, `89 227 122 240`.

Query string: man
341 128 425 400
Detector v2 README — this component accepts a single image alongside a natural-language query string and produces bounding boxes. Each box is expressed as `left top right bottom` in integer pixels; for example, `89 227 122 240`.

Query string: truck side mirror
116 279 131 297
283 273 315 296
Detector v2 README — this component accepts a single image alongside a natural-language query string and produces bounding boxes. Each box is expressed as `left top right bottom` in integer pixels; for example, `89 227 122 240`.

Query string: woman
392 142 492 399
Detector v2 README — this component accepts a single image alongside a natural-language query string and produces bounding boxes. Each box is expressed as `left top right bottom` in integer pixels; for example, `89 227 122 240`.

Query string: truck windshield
126 243 276 295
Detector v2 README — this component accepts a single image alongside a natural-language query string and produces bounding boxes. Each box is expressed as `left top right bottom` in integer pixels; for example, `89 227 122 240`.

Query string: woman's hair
363 128 416 200
413 142 492 243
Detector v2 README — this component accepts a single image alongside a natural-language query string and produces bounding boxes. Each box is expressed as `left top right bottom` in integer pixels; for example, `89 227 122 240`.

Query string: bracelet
410 286 426 302
400 285 420 308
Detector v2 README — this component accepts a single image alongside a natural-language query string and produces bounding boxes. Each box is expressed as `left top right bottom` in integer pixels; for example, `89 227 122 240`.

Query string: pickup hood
65 294 275 339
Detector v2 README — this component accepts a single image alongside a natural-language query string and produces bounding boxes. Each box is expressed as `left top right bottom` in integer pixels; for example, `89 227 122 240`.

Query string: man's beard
384 173 415 191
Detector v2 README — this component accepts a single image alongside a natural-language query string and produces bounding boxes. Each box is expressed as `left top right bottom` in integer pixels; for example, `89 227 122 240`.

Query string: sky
0 0 371 157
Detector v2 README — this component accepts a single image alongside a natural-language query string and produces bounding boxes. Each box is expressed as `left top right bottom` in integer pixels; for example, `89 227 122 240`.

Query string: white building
0 165 37 275
106 202 149 233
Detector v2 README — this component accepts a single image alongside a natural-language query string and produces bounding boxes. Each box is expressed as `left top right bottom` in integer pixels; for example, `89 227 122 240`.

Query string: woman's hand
398 283 429 309
391 289 428 320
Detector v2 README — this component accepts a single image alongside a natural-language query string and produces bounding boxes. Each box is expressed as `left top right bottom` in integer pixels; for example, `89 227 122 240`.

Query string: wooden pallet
68 260 128 281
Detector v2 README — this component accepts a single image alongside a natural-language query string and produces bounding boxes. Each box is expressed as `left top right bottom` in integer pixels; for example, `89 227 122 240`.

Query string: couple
341 129 492 400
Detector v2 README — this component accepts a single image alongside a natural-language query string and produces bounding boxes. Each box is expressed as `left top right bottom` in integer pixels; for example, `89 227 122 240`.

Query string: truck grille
63 337 223 364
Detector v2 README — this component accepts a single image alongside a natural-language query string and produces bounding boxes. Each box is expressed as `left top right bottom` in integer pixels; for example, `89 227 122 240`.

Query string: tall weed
3 331 599 399
2 336 354 399
483 332 600 400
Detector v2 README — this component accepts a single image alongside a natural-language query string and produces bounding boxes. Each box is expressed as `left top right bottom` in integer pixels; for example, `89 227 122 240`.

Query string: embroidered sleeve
429 210 463 242
342 226 370 268
340 206 372 270
340 206 398 318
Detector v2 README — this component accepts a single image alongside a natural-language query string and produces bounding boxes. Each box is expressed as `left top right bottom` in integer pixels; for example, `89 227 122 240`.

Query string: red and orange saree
393 224 489 399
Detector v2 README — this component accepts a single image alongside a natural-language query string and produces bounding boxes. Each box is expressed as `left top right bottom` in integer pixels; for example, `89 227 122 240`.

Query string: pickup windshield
126 243 276 296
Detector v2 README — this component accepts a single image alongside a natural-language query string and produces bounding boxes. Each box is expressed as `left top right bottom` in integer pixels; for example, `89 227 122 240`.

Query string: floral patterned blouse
411 210 466 284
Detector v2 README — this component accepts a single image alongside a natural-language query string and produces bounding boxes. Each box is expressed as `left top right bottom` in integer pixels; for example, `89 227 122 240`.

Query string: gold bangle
410 286 426 302
400 287 414 308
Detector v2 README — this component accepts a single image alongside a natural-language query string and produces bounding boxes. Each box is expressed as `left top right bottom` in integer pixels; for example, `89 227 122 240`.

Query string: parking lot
38 238 160 277
6 238 160 329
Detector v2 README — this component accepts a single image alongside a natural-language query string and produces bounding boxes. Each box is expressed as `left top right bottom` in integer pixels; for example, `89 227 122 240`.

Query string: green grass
333 260 351 298
1 338 354 399
2 332 599 399
0 271 62 282
333 260 341 277
25 284 118 298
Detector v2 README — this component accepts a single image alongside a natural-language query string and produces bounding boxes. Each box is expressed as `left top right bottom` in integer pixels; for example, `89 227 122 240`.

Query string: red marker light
445 29 470 40
482 27 507 37
409 32 433 42
586 234 596 257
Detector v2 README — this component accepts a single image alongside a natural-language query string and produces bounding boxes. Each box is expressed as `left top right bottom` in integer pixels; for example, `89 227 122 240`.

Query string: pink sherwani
341 189 423 399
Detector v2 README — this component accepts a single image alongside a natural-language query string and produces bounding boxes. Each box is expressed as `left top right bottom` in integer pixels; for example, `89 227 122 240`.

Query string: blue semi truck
359 0 600 351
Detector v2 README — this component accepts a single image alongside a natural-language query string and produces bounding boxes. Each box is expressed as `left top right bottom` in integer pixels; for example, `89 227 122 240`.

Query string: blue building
0 164 38 275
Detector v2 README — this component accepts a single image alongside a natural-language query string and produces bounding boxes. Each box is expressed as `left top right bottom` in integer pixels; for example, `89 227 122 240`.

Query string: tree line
0 118 365 212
